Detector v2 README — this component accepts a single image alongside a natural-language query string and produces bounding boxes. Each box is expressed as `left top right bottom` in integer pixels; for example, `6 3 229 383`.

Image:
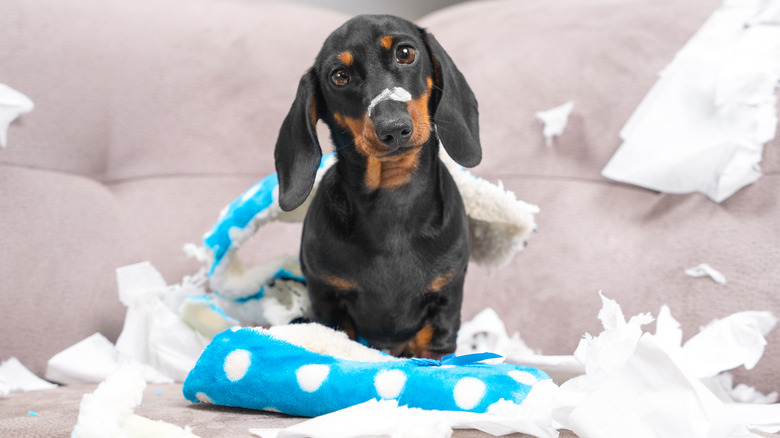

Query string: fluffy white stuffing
72 365 199 438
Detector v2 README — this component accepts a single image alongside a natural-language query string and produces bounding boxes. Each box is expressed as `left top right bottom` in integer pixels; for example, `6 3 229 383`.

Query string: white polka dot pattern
374 369 407 399
224 349 251 382
453 377 486 410
296 364 330 392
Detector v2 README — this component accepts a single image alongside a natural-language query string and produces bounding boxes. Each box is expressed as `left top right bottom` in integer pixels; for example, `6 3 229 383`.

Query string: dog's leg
306 279 358 340
401 275 465 359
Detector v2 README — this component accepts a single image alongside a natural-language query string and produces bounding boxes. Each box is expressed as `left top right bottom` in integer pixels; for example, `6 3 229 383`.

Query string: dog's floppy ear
424 32 482 168
274 69 322 212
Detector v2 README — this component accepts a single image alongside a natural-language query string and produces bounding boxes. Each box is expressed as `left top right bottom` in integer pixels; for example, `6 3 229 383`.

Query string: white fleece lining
265 323 398 363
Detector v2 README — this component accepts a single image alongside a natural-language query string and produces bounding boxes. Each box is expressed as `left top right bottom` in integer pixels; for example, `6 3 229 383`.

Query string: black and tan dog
274 14 480 359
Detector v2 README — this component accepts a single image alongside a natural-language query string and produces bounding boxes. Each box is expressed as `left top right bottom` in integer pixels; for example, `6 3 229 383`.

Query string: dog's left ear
423 31 482 168
274 69 322 212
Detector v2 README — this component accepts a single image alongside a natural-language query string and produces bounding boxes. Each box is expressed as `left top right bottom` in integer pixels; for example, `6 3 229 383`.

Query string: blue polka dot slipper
182 323 549 417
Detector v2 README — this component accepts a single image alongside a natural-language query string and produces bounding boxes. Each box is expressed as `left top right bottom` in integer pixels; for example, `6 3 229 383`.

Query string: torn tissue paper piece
250 400 453 438
250 295 779 438
250 393 561 438
705 373 779 405
0 83 34 148
680 310 777 379
686 263 727 285
602 0 780 202
114 262 211 382
552 292 780 438
456 307 535 359
535 101 574 146
456 307 584 383
46 333 120 385
72 365 200 438
46 261 212 385
0 357 56 395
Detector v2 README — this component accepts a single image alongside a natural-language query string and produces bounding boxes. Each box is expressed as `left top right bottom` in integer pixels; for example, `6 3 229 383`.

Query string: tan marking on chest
364 148 422 191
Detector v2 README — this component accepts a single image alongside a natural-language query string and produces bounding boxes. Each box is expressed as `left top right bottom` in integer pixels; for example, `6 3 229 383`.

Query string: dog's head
274 14 481 211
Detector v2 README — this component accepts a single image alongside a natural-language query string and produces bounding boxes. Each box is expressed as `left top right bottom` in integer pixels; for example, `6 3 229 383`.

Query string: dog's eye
331 69 350 86
396 45 416 65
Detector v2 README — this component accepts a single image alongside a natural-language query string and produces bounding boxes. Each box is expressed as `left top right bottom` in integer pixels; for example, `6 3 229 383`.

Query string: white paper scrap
535 101 574 146
46 333 120 385
602 0 780 202
727 403 780 433
553 294 780 437
0 375 7 397
685 263 727 285
114 262 210 383
0 357 56 393
250 396 561 438
251 400 453 438
456 307 583 383
254 295 780 438
681 311 777 378
704 373 780 404
0 83 34 148
560 334 752 438
654 304 683 352
572 292 653 384
456 307 534 359
47 261 211 385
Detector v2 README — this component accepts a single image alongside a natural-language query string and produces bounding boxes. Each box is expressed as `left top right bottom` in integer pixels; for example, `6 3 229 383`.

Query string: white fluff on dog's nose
367 87 412 116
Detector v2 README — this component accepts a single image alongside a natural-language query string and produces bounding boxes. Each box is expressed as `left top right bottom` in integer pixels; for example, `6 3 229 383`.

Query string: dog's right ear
274 69 322 212
423 32 481 168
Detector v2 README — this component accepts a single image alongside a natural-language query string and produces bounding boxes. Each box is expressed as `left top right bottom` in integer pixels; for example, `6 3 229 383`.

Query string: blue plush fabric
183 327 550 417
203 153 335 278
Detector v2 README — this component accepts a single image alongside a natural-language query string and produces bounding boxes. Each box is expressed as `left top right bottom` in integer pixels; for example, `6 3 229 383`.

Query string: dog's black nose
375 117 414 147
371 100 414 148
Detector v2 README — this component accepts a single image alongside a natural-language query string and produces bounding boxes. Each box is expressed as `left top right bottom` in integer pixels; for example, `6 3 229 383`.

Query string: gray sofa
1 0 778 436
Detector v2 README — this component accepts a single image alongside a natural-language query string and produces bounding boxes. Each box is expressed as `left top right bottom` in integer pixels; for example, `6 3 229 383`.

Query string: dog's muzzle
368 87 414 148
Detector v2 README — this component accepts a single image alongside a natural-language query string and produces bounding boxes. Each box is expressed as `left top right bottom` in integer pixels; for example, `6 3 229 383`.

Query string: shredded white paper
602 0 780 202
0 357 56 395
535 101 574 147
0 83 34 148
41 258 780 438
250 293 780 438
45 261 211 385
686 263 728 285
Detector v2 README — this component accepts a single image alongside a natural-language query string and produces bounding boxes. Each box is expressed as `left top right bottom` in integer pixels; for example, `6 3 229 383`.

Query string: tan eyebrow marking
338 51 354 66
381 35 394 50
322 274 356 291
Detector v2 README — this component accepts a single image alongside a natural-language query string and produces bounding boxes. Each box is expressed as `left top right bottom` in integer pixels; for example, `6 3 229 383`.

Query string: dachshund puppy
274 14 481 359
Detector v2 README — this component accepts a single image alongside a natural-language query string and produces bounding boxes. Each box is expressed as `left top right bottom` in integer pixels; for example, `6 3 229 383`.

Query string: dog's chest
304 199 467 291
